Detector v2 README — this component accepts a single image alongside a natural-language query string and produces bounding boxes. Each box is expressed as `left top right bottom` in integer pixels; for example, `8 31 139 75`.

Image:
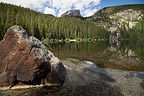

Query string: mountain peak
61 9 81 17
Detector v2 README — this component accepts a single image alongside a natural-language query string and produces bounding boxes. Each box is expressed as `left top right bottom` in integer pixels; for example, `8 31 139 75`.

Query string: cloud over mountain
0 0 101 17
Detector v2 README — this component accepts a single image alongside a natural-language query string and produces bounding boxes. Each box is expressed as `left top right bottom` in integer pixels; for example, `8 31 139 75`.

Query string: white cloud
82 8 98 17
0 0 101 17
44 7 56 15
0 0 47 8
50 0 101 16
58 9 70 17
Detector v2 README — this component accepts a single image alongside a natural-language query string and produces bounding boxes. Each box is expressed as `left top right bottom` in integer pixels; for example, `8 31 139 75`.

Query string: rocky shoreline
1 58 144 96
63 58 144 96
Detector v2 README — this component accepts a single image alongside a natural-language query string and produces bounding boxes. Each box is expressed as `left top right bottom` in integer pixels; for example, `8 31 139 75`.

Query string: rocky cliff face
0 26 66 89
61 10 81 17
88 4 144 36
92 7 114 17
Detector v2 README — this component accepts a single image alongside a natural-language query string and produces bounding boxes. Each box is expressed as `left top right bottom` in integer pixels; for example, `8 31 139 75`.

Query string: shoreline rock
0 25 66 89
62 58 144 96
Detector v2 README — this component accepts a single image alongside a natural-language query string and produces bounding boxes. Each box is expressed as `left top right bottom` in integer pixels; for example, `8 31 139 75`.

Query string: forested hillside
88 4 144 40
0 2 108 41
0 3 144 42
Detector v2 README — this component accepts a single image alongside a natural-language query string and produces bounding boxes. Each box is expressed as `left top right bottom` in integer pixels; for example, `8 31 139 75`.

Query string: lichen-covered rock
0 25 66 88
61 10 81 17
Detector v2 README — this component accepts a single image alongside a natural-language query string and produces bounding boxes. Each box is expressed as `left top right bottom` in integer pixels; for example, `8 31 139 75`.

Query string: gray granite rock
61 10 81 17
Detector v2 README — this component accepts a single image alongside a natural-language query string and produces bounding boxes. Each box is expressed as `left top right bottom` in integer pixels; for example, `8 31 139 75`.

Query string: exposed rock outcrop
61 10 81 17
92 7 113 17
116 9 142 20
88 4 144 34
0 25 66 89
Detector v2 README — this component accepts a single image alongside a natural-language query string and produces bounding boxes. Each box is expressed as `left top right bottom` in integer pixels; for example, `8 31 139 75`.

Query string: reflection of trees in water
104 40 144 71
48 42 109 56
47 40 144 71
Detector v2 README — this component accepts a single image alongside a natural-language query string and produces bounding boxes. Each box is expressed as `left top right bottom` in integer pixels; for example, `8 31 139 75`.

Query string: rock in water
0 25 66 88
61 10 81 17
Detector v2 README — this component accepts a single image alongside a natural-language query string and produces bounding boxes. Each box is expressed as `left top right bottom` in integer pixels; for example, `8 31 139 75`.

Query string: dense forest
0 2 109 42
0 2 144 42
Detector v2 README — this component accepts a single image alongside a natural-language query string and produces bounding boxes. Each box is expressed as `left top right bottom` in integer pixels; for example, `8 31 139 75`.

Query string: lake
48 40 144 71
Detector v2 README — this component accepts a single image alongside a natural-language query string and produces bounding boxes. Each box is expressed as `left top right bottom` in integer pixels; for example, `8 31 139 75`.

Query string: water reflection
47 40 144 71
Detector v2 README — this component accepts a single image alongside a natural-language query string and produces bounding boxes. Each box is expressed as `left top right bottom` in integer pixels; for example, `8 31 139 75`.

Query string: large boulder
0 25 66 88
61 10 81 17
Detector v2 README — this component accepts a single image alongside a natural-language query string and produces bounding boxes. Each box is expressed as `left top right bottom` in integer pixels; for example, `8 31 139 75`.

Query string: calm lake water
48 40 144 71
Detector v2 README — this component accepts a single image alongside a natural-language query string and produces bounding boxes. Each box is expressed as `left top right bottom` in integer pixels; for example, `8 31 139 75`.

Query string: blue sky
99 0 144 9
0 0 144 17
